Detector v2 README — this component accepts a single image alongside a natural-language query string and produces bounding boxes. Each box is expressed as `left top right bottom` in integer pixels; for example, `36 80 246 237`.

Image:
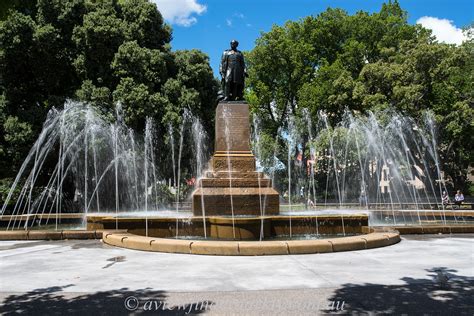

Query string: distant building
376 162 426 194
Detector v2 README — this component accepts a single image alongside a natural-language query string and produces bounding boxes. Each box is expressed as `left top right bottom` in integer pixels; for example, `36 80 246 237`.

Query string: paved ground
0 235 473 315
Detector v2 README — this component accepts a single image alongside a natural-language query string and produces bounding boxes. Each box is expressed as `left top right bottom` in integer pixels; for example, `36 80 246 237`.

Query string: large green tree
246 0 473 192
0 0 218 201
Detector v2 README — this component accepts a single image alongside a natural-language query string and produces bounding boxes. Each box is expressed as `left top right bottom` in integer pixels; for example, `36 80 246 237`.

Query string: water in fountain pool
0 100 460 237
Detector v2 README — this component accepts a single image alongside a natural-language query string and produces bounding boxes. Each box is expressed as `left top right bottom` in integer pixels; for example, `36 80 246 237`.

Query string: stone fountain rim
101 229 401 256
86 213 370 223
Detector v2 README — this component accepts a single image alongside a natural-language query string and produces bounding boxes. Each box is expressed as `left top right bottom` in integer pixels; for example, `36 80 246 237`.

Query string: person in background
454 190 464 209
359 191 368 207
441 191 450 208
307 195 315 208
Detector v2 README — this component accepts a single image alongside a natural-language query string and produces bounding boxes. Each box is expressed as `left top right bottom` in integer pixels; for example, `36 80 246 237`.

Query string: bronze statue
219 40 247 101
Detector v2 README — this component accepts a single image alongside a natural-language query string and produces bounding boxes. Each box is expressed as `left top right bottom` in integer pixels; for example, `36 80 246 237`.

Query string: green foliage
2 116 34 173
111 41 168 87
468 183 474 196
0 0 36 20
155 182 174 206
252 132 279 171
120 0 171 49
0 0 218 187
247 0 473 191
3 116 33 144
0 178 20 206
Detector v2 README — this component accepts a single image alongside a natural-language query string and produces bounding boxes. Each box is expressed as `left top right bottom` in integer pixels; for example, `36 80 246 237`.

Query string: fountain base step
192 101 280 216
205 171 265 179
192 187 279 216
211 153 256 172
199 178 271 187
101 230 401 256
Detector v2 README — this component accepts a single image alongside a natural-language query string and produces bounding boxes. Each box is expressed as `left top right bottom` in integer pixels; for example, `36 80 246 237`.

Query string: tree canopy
0 0 219 193
246 1 473 192
0 0 472 203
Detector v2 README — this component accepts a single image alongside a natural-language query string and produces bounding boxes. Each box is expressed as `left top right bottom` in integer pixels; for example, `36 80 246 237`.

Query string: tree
246 0 473 192
0 0 218 203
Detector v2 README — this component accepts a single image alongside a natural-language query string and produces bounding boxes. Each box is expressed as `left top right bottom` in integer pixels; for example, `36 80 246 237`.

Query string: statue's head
230 40 239 49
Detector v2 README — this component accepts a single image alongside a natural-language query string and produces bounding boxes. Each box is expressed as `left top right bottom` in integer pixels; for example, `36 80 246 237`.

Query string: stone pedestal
192 102 280 216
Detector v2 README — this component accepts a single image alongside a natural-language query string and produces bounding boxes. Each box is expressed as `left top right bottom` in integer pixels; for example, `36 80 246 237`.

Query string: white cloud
226 12 246 28
151 0 206 27
416 16 467 45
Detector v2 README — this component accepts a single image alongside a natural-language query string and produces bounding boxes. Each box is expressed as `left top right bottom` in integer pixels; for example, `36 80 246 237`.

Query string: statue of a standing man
219 40 247 101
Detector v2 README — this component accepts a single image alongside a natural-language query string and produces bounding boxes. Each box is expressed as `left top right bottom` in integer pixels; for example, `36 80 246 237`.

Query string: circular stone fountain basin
102 229 400 255
88 213 400 255
87 214 369 240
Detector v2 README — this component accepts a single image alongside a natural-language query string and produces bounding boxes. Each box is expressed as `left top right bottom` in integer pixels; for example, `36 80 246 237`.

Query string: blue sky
153 0 473 77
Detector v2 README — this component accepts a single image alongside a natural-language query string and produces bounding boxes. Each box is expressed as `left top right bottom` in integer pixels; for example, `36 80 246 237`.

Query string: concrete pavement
0 235 473 314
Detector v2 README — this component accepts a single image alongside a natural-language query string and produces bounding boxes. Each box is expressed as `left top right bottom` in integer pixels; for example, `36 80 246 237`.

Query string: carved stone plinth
192 102 280 216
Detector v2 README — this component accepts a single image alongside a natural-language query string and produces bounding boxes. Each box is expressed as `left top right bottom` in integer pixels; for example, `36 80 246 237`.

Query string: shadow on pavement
327 267 474 315
0 285 212 315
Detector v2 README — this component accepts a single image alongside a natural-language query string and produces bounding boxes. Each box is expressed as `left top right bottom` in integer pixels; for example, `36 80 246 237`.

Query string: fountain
1 99 472 254
6 38 462 253
0 99 397 254
190 101 279 239
192 101 279 216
